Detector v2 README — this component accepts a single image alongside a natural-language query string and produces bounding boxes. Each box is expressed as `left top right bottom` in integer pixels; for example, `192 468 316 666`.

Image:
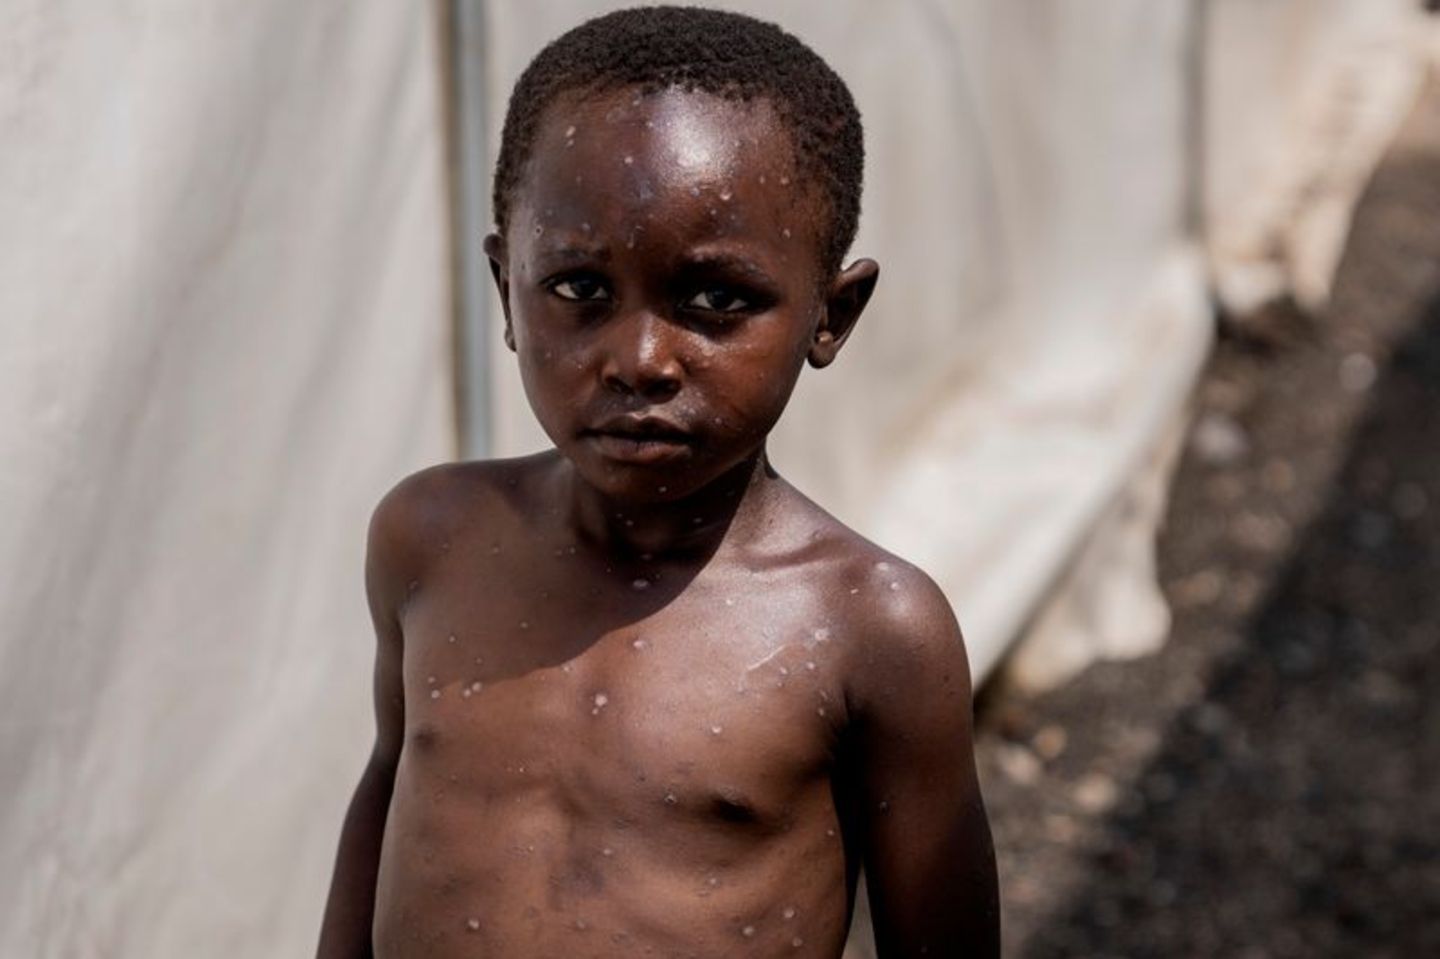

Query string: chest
399 563 847 823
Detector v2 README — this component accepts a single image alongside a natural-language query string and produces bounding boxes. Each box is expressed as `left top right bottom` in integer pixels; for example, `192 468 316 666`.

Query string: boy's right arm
316 491 412 958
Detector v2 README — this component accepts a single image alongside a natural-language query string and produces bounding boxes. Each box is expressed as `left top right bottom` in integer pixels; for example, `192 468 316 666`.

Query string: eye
550 275 610 302
684 287 751 313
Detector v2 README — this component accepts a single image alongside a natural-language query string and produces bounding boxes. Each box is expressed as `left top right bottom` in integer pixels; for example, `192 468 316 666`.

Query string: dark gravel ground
973 80 1440 958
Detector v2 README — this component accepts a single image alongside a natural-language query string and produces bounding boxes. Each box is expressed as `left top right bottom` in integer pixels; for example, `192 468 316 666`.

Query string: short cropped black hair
492 5 864 274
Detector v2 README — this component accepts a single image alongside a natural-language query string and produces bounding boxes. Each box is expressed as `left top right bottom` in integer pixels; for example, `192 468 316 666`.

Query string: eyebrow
534 244 612 265
678 253 774 284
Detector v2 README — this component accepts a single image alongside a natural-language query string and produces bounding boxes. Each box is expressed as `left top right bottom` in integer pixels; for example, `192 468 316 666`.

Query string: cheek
513 309 594 414
690 337 807 435
513 292 589 367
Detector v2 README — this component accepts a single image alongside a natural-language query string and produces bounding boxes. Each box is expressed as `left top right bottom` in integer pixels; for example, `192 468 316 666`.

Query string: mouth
581 416 696 465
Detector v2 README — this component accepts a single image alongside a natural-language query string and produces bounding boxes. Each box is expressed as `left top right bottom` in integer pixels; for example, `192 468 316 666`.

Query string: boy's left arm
841 569 1000 958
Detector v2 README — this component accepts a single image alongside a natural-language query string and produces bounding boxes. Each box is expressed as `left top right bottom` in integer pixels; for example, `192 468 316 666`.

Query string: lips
582 414 695 464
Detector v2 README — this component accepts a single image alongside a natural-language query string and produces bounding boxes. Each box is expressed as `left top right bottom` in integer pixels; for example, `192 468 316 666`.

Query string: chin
561 446 682 500
577 444 764 506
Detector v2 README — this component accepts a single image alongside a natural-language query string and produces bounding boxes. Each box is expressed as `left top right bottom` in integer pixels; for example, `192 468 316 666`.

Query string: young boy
318 7 998 957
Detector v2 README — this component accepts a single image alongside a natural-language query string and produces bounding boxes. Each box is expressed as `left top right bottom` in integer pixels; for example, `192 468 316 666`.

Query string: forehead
511 86 825 268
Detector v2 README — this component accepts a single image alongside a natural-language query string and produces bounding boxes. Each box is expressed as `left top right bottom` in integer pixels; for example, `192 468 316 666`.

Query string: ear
482 232 516 352
808 258 879 368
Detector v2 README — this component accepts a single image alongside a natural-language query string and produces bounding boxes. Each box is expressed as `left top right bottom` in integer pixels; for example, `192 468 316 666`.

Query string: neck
565 449 778 563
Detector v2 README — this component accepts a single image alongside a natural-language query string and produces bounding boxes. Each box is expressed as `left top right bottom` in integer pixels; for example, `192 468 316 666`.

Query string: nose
600 311 683 401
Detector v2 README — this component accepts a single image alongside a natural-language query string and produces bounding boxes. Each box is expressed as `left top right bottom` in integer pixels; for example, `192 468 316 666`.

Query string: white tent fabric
1204 0 1434 315
1 1 1433 956
1013 0 1434 690
0 4 453 956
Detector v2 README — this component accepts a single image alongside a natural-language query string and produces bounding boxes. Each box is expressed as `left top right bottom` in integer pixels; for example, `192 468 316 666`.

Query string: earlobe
808 258 879 369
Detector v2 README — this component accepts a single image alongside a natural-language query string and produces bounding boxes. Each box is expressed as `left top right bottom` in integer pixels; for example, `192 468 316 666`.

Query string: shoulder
816 534 973 723
771 487 967 678
366 452 557 597
371 451 554 536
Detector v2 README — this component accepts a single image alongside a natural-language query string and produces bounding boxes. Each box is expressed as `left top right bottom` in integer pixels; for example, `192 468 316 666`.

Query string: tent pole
449 0 492 458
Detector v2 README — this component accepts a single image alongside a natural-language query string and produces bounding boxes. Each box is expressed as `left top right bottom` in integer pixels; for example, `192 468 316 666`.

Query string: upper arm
839 567 999 957
362 476 433 771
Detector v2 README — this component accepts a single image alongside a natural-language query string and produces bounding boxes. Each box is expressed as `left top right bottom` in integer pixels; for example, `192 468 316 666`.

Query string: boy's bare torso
372 454 908 957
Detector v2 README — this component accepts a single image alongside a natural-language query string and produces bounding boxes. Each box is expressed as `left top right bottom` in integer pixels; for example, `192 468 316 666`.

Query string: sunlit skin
317 86 998 958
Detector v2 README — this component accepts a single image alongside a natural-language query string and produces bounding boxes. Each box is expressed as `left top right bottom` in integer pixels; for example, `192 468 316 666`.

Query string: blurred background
2 1 1436 956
